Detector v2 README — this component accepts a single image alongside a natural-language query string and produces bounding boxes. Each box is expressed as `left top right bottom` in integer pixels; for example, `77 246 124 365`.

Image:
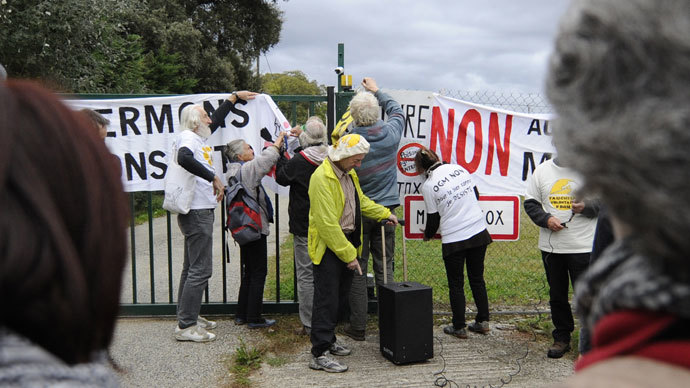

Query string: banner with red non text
67 94 295 194
387 90 555 198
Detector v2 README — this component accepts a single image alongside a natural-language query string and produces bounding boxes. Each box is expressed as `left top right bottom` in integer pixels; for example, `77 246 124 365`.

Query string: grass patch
225 315 311 387
228 339 265 388
266 203 552 310
130 191 167 225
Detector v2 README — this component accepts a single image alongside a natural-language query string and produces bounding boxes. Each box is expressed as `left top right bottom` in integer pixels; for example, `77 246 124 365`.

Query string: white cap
328 134 370 161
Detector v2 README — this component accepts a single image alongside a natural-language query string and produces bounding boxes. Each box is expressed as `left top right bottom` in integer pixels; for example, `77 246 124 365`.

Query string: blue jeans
176 209 214 329
443 244 490 329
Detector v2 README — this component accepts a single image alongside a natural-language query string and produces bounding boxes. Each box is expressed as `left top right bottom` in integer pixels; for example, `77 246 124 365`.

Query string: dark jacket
275 145 328 237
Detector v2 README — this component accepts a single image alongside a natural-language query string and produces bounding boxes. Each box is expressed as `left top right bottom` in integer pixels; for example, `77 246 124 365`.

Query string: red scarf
576 310 690 371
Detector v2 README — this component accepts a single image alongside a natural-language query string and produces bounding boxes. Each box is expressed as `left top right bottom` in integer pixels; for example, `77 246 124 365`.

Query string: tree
0 0 284 93
121 0 284 93
0 0 149 93
261 70 327 124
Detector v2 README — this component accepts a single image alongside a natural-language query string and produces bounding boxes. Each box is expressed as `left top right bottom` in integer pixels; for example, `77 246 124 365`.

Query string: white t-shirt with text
421 164 487 244
175 130 216 210
525 159 597 253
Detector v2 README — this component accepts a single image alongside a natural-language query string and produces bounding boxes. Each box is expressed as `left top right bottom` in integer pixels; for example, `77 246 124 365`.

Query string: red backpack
225 169 262 245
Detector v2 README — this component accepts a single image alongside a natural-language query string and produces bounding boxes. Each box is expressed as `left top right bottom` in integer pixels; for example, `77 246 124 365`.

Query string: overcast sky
260 0 571 94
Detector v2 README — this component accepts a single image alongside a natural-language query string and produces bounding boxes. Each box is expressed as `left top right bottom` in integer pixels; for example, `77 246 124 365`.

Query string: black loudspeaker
378 281 433 364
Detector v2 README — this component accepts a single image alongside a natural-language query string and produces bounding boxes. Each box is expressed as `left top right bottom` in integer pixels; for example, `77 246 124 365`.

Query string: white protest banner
66 94 293 194
387 90 555 197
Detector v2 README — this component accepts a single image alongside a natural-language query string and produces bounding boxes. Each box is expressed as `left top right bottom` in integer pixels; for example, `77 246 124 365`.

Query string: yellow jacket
308 158 391 265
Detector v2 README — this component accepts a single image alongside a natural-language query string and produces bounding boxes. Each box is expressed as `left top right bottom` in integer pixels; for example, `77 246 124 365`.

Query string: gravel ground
113 194 574 387
110 316 574 388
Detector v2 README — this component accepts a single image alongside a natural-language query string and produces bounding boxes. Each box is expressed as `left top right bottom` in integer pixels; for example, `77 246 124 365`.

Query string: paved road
112 194 574 387
110 317 574 387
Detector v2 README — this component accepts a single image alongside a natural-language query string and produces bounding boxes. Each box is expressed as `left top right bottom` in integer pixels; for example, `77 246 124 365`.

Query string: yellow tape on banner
332 109 353 144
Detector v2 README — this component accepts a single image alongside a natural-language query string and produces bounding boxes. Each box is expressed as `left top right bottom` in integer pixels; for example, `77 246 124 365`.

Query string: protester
415 146 492 339
545 0 690 384
275 116 329 335
80 108 110 140
344 77 405 342
224 131 285 329
173 90 257 342
0 80 128 386
308 134 398 373
524 157 598 358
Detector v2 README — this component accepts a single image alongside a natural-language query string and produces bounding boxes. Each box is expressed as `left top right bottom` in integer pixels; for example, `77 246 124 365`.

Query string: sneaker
174 325 216 342
547 341 571 358
197 316 217 330
329 342 351 356
309 352 348 373
248 318 276 329
443 325 468 339
234 316 246 325
467 321 490 334
343 324 365 341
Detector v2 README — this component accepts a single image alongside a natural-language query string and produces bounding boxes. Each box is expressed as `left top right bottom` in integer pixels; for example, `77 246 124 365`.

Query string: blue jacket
350 90 404 207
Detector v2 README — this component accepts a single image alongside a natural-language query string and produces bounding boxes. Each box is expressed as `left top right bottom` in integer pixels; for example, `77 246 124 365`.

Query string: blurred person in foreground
546 0 690 385
415 146 492 340
173 90 257 342
308 134 398 373
275 116 330 335
0 80 128 386
224 130 285 329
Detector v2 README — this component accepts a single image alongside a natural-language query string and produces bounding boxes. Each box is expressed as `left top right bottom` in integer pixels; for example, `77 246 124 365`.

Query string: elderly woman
415 146 492 339
547 0 690 385
224 132 285 329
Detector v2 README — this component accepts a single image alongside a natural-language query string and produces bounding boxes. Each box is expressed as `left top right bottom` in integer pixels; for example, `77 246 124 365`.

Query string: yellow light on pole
341 74 353 90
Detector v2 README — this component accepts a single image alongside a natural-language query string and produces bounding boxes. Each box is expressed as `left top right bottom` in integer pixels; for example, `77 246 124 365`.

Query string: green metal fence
70 89 554 316
114 93 331 316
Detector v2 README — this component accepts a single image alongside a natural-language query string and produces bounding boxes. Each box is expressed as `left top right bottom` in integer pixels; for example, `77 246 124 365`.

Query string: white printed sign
404 195 520 241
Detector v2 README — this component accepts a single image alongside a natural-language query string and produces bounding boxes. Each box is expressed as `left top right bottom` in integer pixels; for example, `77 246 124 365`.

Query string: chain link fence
439 89 553 114
387 90 553 312
394 90 553 312
268 90 556 314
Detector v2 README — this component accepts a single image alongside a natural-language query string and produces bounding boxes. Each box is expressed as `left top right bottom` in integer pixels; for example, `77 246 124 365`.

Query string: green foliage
142 50 198 94
0 0 148 92
230 338 264 387
0 0 283 93
261 71 327 124
131 191 166 225
233 339 264 369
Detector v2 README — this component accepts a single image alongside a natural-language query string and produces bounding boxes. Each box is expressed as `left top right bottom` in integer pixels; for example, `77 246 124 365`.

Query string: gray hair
299 116 327 148
224 139 246 162
0 64 6 81
179 104 203 131
80 108 110 128
349 91 379 127
547 0 690 271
